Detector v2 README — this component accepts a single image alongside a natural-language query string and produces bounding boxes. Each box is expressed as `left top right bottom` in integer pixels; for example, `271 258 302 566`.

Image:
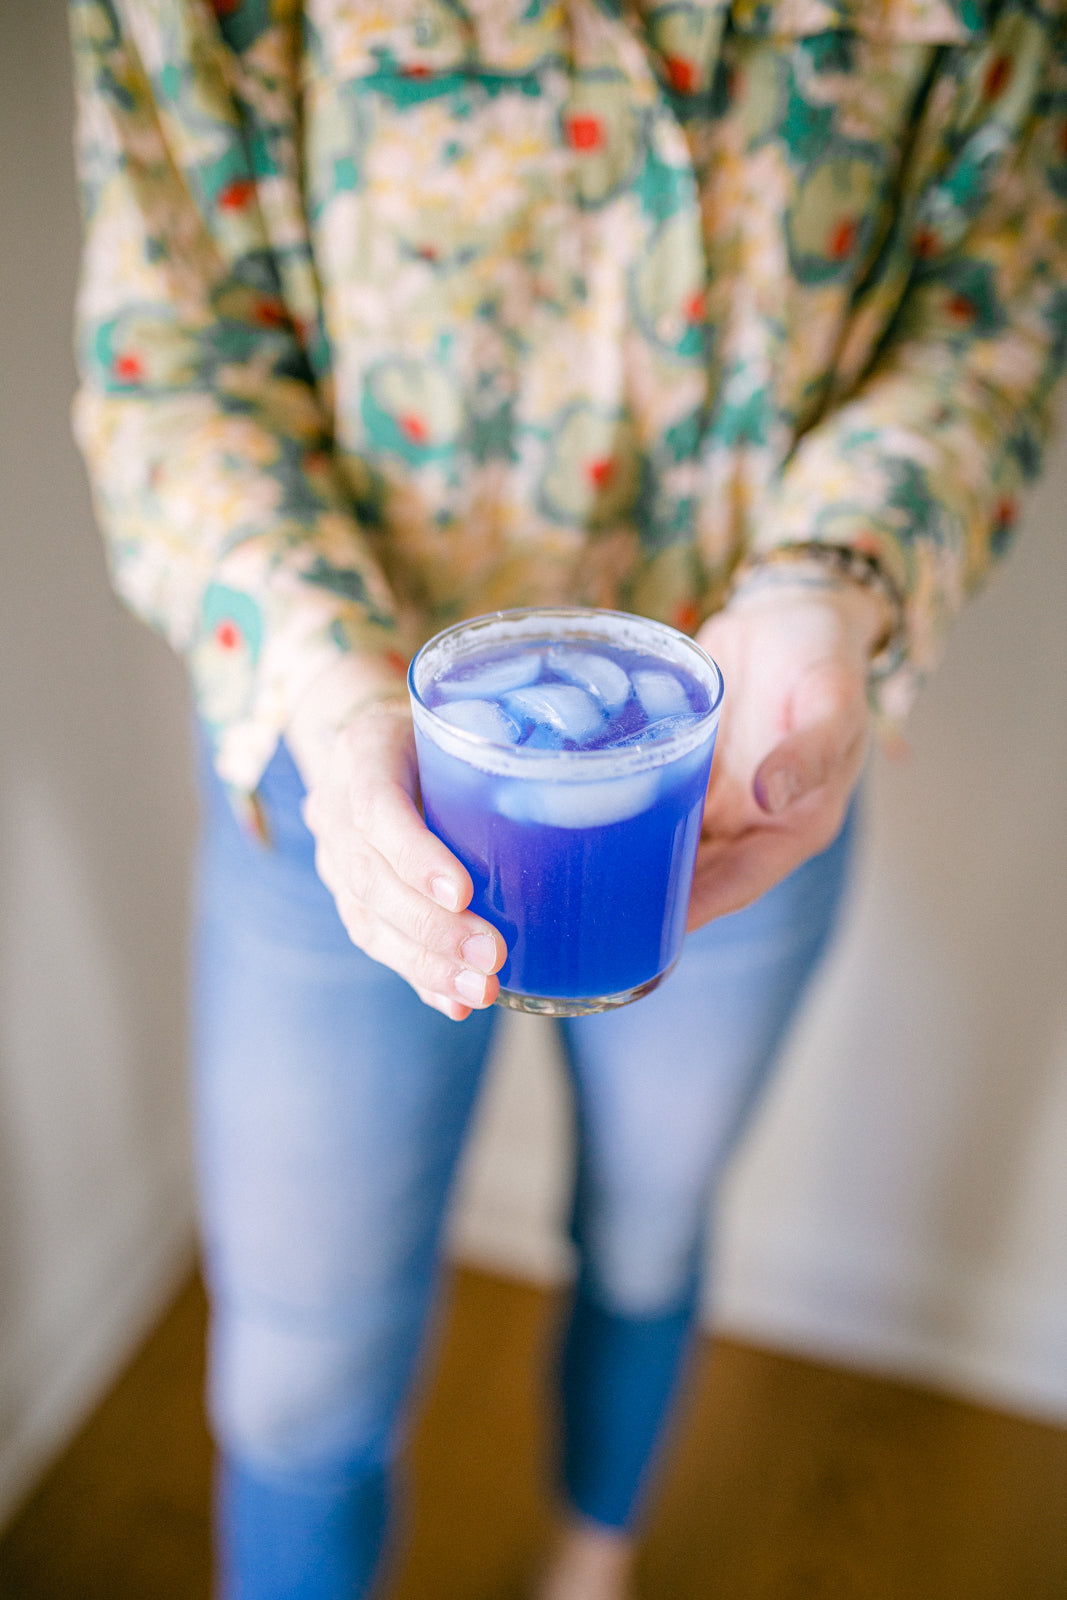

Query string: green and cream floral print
70 0 1067 802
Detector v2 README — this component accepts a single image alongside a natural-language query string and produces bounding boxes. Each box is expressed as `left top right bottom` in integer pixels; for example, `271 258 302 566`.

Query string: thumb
753 711 865 816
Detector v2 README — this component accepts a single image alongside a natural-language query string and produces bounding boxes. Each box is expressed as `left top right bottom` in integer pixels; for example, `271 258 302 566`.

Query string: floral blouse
70 0 1067 801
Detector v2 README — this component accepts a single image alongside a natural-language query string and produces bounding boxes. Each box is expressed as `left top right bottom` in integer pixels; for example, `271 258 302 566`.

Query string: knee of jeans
208 1307 413 1479
574 1198 708 1318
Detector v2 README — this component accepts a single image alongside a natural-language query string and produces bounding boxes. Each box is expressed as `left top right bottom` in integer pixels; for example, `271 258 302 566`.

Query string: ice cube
433 698 522 744
502 684 604 746
616 712 702 746
632 669 689 722
437 651 543 701
523 722 566 750
494 772 660 828
547 648 631 713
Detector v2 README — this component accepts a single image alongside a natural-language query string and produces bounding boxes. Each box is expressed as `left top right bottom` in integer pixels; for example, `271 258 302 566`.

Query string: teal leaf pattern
69 0 1067 793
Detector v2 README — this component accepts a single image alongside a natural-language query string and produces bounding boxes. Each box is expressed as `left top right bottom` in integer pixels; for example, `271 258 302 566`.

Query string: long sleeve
750 8 1067 721
70 0 400 800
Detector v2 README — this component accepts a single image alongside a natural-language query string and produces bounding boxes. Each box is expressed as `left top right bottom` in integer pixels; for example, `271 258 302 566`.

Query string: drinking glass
408 607 724 1016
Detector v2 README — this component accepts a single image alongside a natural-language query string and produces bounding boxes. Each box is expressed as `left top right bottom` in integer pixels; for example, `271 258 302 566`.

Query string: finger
330 711 476 913
328 836 507 974
413 985 474 1023
753 711 866 816
332 884 503 1009
342 844 508 979
687 827 805 928
360 777 475 913
371 918 502 1010
688 790 851 929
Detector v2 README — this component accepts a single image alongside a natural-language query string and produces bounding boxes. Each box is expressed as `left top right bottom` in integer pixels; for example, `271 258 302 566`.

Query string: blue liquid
413 630 719 1006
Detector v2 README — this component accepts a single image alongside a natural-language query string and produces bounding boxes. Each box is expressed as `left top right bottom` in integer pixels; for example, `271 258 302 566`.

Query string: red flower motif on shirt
565 115 604 152
665 56 696 94
254 299 287 328
984 55 1011 99
215 620 242 651
400 414 429 445
828 217 857 261
685 290 705 322
947 293 976 323
402 63 432 79
913 226 939 259
218 178 255 211
587 458 615 490
114 352 143 380
672 600 700 634
993 497 1016 527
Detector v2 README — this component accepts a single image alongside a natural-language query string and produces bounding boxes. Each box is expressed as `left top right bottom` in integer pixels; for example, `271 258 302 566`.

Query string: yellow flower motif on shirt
70 0 1067 795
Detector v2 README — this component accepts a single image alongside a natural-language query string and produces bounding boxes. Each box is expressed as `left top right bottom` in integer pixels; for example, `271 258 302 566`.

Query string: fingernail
454 968 487 1005
431 875 461 911
760 769 800 814
461 933 497 974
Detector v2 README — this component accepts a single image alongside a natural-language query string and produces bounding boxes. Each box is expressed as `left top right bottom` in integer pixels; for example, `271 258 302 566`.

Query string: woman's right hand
288 663 507 1021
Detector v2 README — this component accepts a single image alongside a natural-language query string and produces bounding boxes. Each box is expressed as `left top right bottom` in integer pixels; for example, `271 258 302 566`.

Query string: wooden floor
2 1269 1067 1599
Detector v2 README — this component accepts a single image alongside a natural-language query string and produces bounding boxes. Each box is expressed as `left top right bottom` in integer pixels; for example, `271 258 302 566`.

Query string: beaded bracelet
730 541 907 677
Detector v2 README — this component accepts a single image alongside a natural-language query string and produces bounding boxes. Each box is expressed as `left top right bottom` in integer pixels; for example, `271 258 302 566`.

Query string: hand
288 660 508 1020
688 576 886 929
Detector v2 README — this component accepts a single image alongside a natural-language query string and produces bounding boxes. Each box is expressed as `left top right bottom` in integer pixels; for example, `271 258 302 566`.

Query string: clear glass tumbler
408 607 724 1016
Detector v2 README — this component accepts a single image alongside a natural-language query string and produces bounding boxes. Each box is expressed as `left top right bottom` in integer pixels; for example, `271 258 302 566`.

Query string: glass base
495 960 677 1018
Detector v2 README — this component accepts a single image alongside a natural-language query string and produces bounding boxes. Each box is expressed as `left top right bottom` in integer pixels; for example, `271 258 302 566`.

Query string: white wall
0 0 198 1528
3 0 1066 1536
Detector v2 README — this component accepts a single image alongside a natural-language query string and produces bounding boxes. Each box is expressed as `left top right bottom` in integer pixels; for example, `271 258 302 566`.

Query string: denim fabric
192 735 855 1598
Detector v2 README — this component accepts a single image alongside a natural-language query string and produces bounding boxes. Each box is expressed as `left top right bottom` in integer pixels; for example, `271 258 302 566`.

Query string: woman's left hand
687 576 888 930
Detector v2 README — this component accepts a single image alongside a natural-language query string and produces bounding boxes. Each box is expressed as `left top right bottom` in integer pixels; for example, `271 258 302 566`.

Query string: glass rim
408 606 724 779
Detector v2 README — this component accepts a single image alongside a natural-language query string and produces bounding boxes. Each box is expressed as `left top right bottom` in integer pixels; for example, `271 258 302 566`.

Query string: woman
69 1 1066 1595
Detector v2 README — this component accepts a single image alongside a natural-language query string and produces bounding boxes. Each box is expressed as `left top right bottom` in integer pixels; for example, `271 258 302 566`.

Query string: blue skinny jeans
192 737 855 1599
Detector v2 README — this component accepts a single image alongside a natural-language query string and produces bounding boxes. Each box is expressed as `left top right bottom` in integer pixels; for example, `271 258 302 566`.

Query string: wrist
728 543 904 669
287 655 410 790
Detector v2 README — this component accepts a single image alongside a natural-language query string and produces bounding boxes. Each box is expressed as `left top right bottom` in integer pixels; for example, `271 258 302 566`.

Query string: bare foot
532 1516 636 1600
